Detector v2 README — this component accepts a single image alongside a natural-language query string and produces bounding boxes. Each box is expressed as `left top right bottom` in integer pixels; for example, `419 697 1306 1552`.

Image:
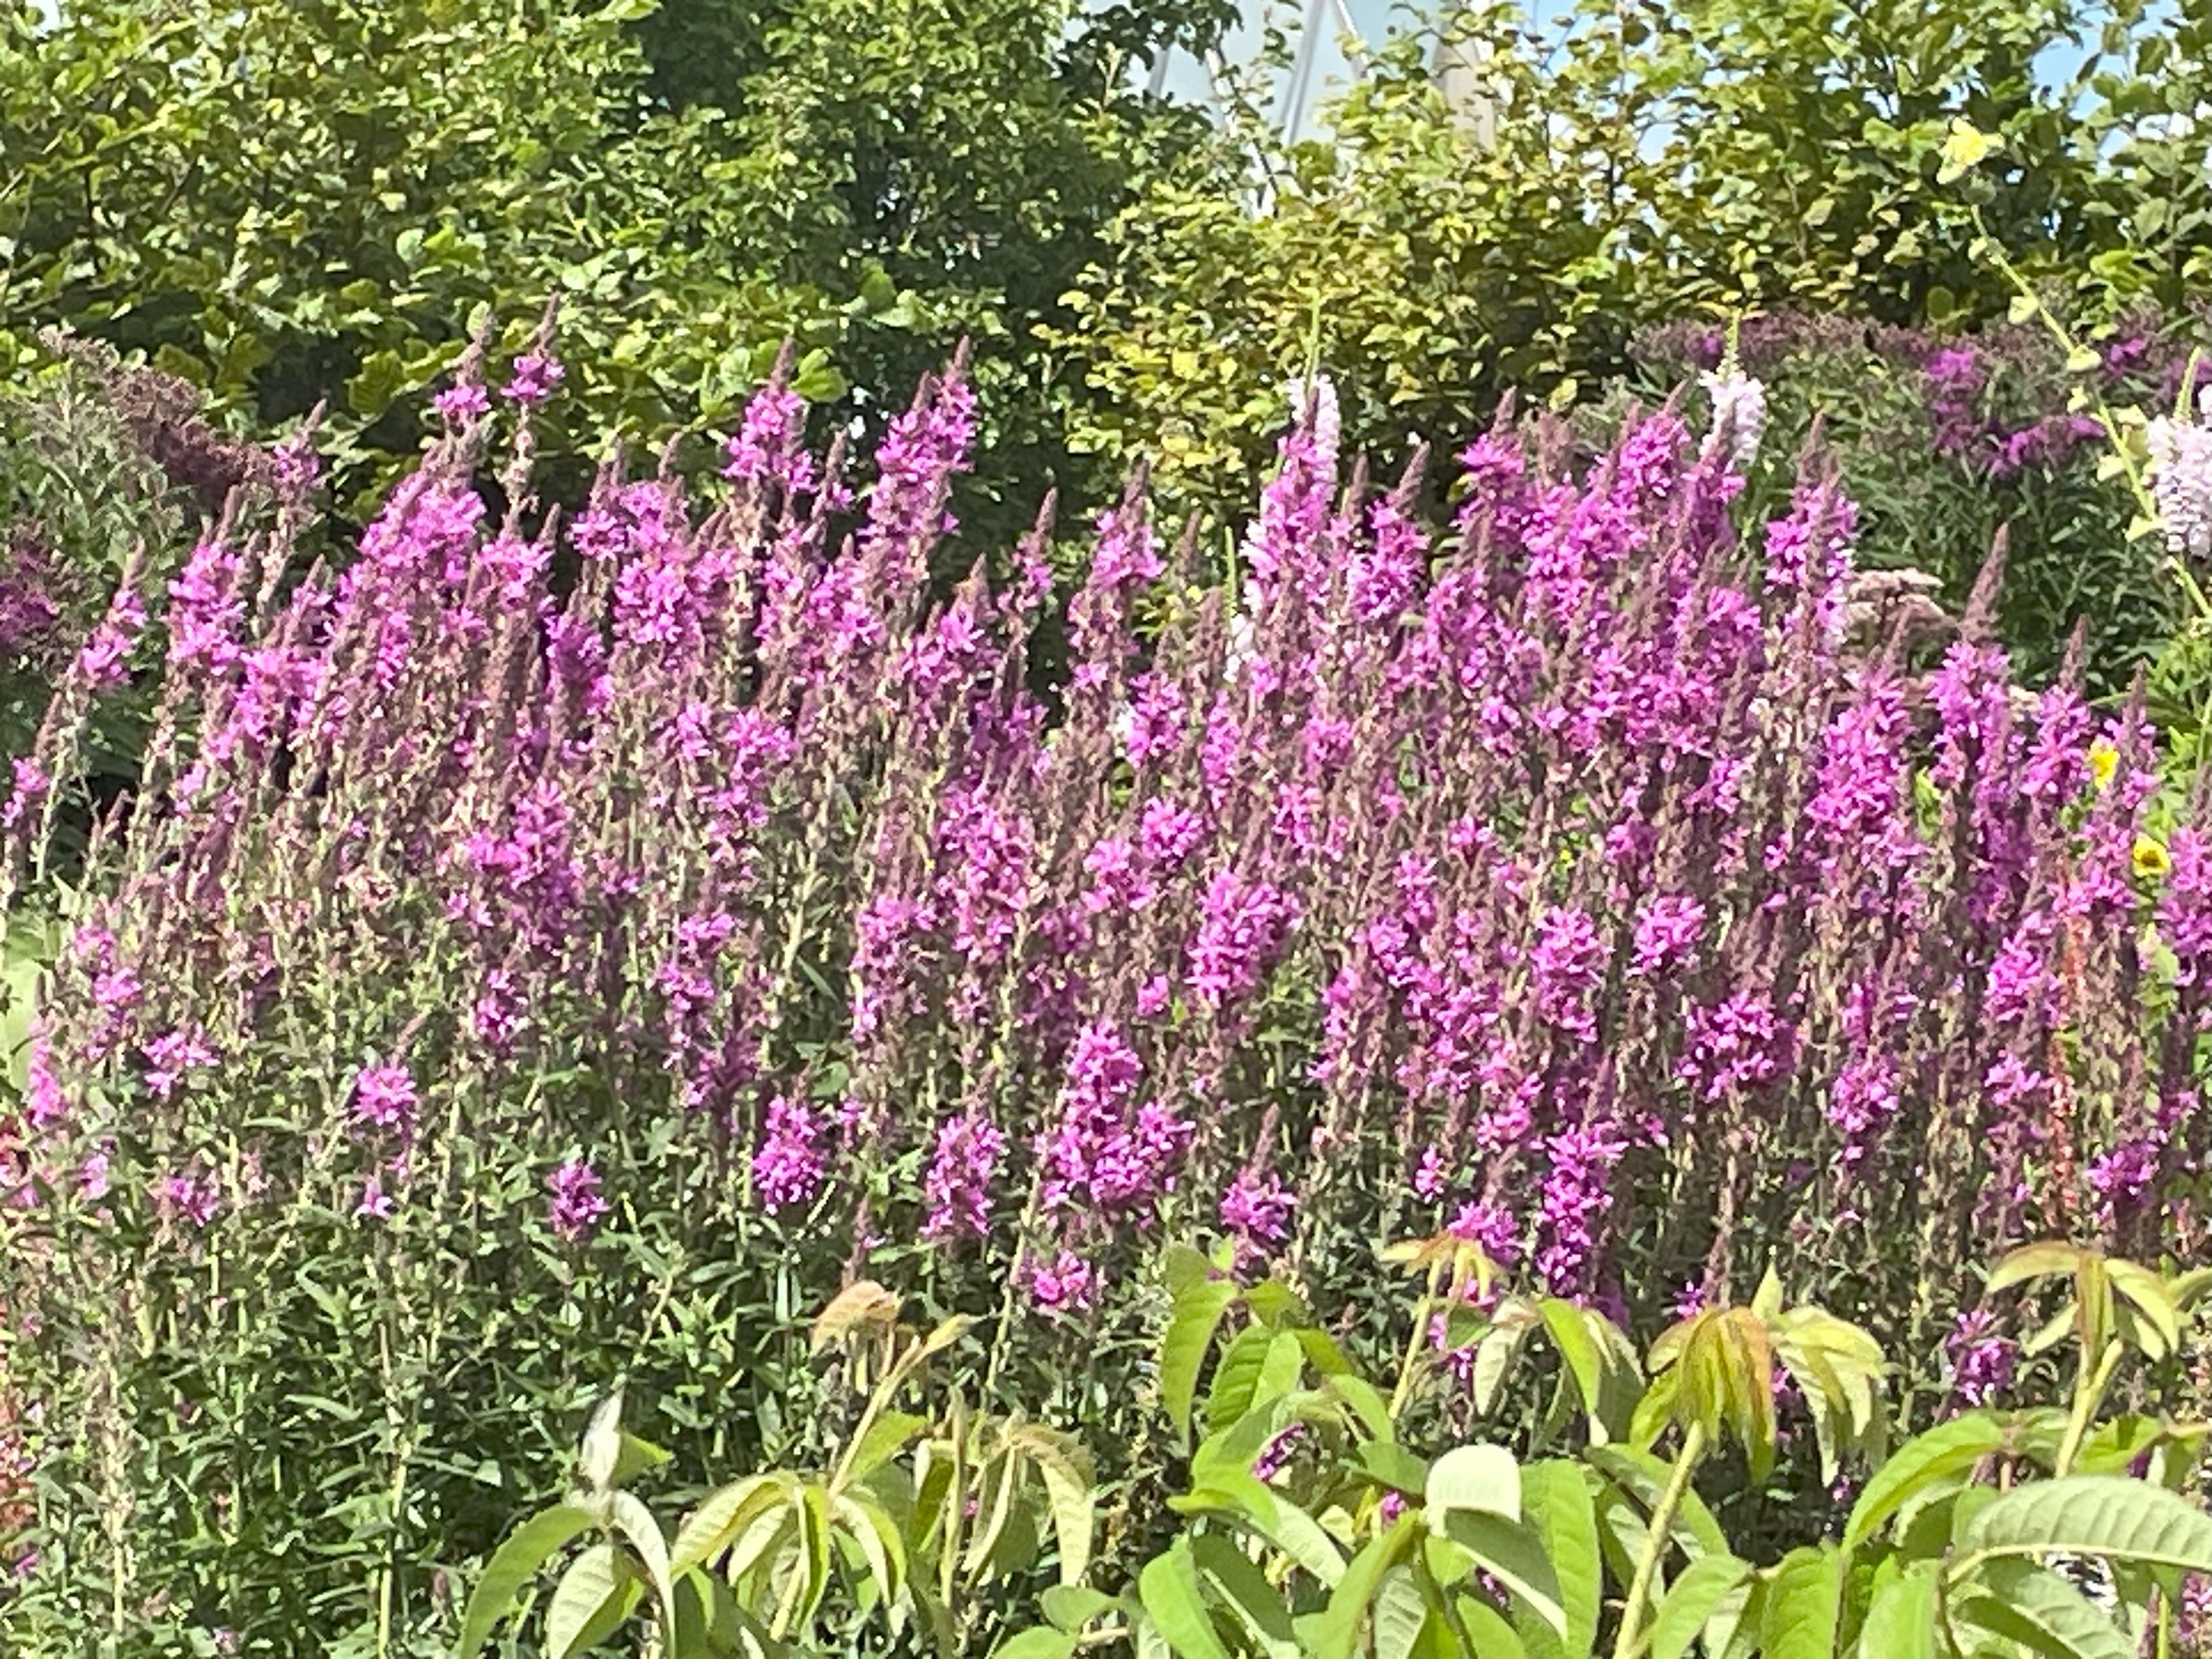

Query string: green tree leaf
1960 1476 2212 1575
1162 1279 1239 1449
1141 1537 1233 1659
1648 1551 1750 1659
454 1503 599 1657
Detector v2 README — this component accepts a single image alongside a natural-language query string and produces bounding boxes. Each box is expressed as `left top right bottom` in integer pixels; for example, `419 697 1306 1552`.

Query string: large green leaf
1162 1279 1240 1448
1843 1412 2008 1550
1953 1558 2136 1659
1312 1517 1420 1659
1455 1595 1531 1659
1141 1538 1233 1659
1206 1325 1278 1438
1371 1566 1431 1659
1192 1532 1302 1659
1438 1511 1567 1640
1758 1544 1841 1659
610 1489 679 1635
1960 1476 2212 1575
1518 1460 1601 1659
546 1543 635 1659
1854 1560 1939 1659
1426 1444 1521 1524
1174 1472 1347 1587
454 1503 599 1657
1647 1551 1750 1659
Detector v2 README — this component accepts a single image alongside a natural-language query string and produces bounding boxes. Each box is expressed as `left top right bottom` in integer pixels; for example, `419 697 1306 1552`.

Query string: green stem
2054 1341 2125 1477
1611 1421 1708 1659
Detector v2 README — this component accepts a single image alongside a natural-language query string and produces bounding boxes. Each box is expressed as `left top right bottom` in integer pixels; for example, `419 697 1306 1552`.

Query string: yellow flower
2134 835 2171 879
2089 738 2119 792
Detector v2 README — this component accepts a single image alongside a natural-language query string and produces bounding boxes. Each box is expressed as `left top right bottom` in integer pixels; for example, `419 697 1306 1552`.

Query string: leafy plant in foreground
1029 1238 2212 1658
458 1283 1094 1658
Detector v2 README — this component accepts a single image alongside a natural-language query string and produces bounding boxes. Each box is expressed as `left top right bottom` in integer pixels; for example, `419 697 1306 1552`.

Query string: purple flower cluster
12 336 2212 1409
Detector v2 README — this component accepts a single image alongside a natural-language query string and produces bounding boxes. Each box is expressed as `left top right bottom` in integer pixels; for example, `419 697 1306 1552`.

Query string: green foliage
456 1285 1094 1657
986 1240 2212 1659
0 0 1216 532
1049 0 2212 527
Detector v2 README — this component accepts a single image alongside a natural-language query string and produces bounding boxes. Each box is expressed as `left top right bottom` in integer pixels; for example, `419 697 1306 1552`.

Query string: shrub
0 0 1223 537
1048 0 2212 525
5 337 2212 1649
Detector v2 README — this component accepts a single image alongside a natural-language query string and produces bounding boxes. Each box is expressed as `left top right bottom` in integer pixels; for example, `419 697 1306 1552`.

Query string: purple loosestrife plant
5 337 2212 1650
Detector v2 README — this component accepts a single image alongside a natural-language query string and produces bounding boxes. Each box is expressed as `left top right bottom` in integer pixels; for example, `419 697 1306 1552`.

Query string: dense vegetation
1 0 2211 1655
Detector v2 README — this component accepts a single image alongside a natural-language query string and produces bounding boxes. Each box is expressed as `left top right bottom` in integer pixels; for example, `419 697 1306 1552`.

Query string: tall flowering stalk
3 338 2210 1646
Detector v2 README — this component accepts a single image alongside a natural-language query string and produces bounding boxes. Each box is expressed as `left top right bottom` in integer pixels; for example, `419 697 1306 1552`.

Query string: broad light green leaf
1371 1566 1429 1659
1455 1595 1530 1659
672 1476 786 1576
1312 1518 1419 1659
1955 1558 2135 1659
1855 1560 1939 1659
546 1543 631 1659
1141 1538 1233 1659
1758 1544 1841 1659
1961 1476 2212 1574
1988 1243 2085 1294
1041 1585 1116 1632
1518 1460 1600 1659
1438 1511 1567 1639
1843 1412 2007 1549
454 1503 597 1657
994 1632 1078 1659
1649 1552 1750 1659
1163 1280 1240 1448
610 1489 678 1634
1192 1532 1301 1659
1426 1444 1521 1524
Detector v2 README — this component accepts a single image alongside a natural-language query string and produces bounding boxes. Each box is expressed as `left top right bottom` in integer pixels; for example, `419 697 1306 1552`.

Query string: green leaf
1454 1595 1530 1659
1989 1243 2085 1294
1954 1558 2135 1659
994 1633 1078 1659
1584 1447 1728 1556
1649 1552 1750 1659
1174 1475 1346 1587
1163 1280 1240 1448
1961 1477 2212 1574
2107 1261 2182 1357
1041 1587 1116 1633
454 1503 598 1657
1758 1545 1841 1659
1371 1567 1430 1659
1426 1444 1521 1524
1855 1560 1939 1659
671 1476 786 1576
1206 1325 1276 1437
844 1410 927 1483
546 1543 633 1659
1141 1538 1233 1659
1538 1300 1604 1424
1438 1512 1567 1639
1019 1426 1097 1585
610 1490 678 1635
1843 1412 2008 1549
1192 1533 1302 1659
1518 1460 1600 1659
1313 1517 1419 1659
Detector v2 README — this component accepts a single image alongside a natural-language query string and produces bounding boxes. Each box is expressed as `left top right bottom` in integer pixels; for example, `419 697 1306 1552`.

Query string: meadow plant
3 330 2211 1644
